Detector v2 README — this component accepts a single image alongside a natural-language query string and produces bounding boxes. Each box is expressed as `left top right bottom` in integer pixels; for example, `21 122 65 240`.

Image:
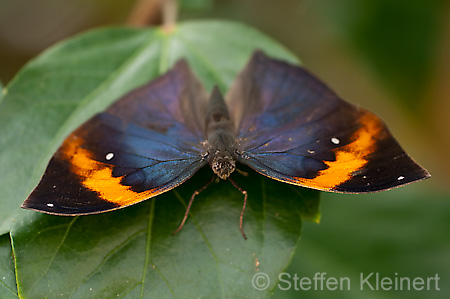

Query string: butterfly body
205 86 238 180
22 51 430 218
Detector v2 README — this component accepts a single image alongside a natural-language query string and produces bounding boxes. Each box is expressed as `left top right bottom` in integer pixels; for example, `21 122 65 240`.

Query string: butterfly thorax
205 86 237 180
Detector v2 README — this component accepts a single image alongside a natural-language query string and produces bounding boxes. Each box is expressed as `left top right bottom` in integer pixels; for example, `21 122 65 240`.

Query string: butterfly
22 51 430 238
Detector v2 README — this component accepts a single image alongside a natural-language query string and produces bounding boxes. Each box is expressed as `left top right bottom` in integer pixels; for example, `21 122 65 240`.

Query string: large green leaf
12 167 319 298
0 234 17 299
1 21 319 297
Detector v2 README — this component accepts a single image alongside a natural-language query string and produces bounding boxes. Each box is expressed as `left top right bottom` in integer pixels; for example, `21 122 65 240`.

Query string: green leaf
12 167 319 298
0 234 17 298
1 20 319 297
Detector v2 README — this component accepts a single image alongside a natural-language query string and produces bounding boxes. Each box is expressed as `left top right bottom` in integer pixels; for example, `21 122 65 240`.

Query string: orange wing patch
290 111 382 191
60 135 166 206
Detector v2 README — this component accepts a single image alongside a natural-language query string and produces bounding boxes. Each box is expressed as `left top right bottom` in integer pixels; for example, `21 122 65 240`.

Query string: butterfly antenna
172 175 215 236
228 177 248 240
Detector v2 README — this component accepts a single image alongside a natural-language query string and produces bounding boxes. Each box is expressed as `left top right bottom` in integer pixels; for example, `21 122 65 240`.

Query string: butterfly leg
228 177 248 240
172 175 216 236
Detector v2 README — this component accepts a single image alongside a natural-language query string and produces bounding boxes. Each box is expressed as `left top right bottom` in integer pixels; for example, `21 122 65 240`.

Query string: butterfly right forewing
226 51 430 193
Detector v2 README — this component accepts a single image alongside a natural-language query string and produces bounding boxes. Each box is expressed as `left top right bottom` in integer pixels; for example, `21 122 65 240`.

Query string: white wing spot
307 150 315 154
331 137 340 145
106 152 114 160
47 203 54 208
362 175 367 179
397 176 405 181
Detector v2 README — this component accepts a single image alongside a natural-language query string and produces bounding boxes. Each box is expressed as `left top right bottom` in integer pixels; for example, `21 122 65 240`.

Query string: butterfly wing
23 61 209 215
227 51 430 192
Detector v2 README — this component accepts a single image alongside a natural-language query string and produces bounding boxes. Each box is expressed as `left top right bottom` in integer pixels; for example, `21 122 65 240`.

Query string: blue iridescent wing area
227 51 430 192
22 61 208 215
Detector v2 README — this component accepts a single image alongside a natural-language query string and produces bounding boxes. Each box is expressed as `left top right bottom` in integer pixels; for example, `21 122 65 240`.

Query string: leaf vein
27 216 78 294
0 279 18 297
68 228 146 297
173 190 226 298
176 34 227 91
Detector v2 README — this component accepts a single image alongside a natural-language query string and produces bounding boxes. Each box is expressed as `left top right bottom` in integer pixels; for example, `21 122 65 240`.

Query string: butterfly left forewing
228 51 430 193
23 61 209 215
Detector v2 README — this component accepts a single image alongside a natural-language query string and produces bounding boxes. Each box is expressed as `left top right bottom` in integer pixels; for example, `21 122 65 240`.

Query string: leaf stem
162 0 178 33
127 0 178 29
127 0 163 27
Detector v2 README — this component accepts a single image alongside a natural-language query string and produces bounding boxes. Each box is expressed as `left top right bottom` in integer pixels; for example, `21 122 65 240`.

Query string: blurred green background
1 0 449 298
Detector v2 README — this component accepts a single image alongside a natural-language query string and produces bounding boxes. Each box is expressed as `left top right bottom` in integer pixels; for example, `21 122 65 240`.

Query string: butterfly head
211 153 236 180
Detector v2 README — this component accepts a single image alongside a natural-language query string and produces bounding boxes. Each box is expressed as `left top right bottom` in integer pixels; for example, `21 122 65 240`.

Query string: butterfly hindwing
23 61 208 215
228 51 430 192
